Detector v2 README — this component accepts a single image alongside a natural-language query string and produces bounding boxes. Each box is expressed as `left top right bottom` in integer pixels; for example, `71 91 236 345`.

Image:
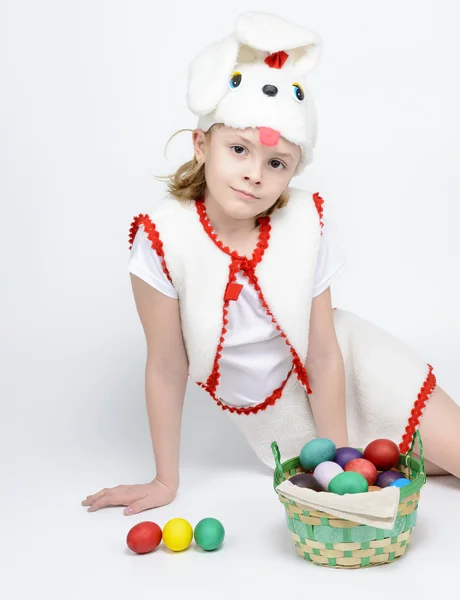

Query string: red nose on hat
264 50 289 69
259 127 280 146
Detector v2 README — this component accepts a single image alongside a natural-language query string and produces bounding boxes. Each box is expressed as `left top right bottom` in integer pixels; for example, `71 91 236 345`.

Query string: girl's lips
231 187 258 200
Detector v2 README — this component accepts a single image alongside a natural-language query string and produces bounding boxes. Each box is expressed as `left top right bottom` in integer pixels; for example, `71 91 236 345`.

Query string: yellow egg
162 518 193 552
368 485 382 492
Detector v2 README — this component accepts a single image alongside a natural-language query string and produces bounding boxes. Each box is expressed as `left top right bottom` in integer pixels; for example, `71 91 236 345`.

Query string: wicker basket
271 430 426 569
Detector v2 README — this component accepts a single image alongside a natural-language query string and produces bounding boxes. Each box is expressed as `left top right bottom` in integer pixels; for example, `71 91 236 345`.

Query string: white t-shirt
128 213 346 408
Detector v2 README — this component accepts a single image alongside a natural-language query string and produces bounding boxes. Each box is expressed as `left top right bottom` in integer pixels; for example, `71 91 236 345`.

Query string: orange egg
344 458 378 485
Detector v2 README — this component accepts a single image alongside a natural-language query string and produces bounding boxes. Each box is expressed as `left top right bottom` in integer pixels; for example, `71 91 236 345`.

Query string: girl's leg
415 455 450 476
411 385 460 478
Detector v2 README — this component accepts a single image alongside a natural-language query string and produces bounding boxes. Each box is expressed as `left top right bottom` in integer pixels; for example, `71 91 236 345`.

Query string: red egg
344 458 378 485
126 521 162 554
363 439 400 471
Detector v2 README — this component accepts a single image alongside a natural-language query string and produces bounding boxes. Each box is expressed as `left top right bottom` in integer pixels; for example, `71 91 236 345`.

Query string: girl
82 11 460 516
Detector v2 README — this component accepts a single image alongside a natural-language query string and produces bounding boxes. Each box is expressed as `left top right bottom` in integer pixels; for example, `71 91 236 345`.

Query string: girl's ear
192 129 207 163
187 34 240 115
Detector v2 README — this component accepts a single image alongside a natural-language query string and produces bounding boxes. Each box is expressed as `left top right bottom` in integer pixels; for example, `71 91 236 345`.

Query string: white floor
3 444 459 599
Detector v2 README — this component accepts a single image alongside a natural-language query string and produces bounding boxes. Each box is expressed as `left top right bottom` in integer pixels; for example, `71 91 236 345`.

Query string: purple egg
334 447 363 469
289 473 322 491
376 470 406 488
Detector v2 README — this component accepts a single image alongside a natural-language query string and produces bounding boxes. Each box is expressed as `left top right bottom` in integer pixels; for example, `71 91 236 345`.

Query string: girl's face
193 125 301 223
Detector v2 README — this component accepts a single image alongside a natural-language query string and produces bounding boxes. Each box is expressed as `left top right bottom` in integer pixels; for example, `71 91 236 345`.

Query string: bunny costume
128 12 436 469
188 11 320 173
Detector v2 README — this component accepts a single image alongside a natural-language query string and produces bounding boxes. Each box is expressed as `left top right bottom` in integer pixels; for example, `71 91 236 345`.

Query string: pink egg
313 461 344 490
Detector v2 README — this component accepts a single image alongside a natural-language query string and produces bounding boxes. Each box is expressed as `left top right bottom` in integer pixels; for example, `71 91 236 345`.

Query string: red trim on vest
313 192 324 234
399 364 436 454
196 255 295 413
197 368 294 415
128 214 173 285
245 269 313 395
203 262 238 397
196 259 312 414
196 198 270 266
195 203 313 413
194 196 314 415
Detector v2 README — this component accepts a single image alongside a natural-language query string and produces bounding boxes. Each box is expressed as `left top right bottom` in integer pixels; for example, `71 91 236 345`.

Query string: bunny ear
235 11 322 75
294 41 322 76
187 34 240 115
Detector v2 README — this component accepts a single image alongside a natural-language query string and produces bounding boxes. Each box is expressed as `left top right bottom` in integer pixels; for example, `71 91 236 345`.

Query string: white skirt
226 309 436 469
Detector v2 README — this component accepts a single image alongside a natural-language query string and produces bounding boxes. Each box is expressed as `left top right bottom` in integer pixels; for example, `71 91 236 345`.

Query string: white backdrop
2 1 459 595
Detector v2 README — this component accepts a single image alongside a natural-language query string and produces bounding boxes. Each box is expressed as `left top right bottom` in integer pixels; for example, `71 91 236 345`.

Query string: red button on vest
224 282 243 301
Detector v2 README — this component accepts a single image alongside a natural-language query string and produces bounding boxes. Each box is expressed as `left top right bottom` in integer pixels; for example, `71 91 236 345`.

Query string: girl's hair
156 125 289 219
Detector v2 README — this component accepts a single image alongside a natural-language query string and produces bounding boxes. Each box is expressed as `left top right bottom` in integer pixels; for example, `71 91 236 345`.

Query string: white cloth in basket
276 480 401 529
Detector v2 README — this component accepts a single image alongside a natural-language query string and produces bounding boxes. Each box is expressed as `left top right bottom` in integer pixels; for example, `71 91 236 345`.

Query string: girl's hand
81 478 178 516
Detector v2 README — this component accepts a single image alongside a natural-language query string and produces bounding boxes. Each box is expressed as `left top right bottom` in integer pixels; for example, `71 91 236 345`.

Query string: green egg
299 438 336 471
194 518 225 552
328 471 369 495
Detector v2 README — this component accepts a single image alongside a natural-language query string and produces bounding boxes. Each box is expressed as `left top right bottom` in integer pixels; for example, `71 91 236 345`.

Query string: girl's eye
292 82 305 102
231 145 246 155
270 160 285 170
229 72 242 89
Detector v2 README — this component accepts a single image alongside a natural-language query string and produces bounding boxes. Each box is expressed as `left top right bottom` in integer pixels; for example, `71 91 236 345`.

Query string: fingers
82 486 134 512
81 489 108 506
124 488 176 516
124 496 151 516
82 484 163 515
86 493 113 512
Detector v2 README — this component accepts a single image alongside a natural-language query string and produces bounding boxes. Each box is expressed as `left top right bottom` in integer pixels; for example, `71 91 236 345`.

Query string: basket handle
405 429 426 483
271 441 286 482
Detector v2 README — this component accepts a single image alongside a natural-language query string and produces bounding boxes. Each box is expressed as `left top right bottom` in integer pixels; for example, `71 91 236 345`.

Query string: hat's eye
229 72 242 89
292 82 305 102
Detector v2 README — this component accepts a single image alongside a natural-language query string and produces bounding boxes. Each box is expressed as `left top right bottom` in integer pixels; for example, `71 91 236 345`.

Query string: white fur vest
129 188 436 469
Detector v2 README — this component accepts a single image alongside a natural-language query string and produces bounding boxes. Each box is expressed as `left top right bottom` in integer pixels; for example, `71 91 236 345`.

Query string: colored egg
299 438 337 471
289 472 322 491
328 471 369 495
389 477 411 488
162 518 193 552
334 447 363 469
368 486 382 492
376 470 406 488
126 521 162 554
363 439 400 471
194 518 225 552
313 461 344 490
344 458 378 486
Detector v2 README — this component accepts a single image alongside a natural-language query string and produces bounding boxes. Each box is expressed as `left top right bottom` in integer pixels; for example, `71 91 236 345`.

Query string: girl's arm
305 287 349 447
131 273 189 491
82 274 189 515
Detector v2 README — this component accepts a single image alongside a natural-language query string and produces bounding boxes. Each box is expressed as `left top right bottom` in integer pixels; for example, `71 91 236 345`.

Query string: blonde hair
156 125 290 219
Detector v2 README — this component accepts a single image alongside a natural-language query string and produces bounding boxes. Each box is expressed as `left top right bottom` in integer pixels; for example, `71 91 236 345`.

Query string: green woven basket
271 430 426 569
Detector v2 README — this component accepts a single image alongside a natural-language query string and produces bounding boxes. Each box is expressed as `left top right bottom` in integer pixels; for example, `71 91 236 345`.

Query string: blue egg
299 438 336 471
389 477 411 488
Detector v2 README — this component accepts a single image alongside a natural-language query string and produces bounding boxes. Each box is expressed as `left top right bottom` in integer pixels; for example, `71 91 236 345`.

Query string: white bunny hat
186 11 322 175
